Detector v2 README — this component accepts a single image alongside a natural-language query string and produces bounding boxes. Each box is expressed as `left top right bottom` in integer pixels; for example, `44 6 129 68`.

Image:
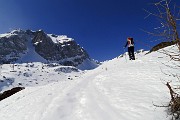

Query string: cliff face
0 30 32 63
0 29 96 68
32 30 90 66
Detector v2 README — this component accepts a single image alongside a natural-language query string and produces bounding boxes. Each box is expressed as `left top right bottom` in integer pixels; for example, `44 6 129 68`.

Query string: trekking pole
123 47 127 62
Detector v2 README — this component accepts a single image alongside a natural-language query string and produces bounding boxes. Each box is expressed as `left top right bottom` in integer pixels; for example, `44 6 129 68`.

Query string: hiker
124 37 135 60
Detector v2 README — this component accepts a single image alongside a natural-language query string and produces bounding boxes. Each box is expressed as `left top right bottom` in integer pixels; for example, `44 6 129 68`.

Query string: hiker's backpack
127 37 134 47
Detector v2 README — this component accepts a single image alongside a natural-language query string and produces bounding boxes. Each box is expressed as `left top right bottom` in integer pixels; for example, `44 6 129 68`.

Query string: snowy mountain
0 29 98 70
0 45 179 120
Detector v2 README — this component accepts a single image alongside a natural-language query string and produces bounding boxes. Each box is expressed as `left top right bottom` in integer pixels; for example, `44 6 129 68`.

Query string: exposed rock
32 30 90 66
54 66 79 73
0 87 25 101
0 30 30 63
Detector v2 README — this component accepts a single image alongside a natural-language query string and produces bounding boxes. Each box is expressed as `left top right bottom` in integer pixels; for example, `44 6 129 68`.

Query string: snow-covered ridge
48 34 74 44
0 33 12 38
0 30 20 38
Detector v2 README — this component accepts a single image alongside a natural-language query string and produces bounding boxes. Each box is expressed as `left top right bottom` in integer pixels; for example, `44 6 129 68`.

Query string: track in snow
0 48 177 120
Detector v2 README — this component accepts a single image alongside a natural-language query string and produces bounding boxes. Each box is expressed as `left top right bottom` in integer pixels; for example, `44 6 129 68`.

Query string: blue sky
0 0 179 61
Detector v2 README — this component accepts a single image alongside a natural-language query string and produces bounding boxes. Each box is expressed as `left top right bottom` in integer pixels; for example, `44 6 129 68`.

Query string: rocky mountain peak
0 29 98 70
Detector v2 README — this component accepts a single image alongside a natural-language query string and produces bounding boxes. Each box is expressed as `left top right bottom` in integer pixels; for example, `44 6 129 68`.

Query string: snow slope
15 37 47 63
0 45 179 120
0 63 82 92
77 58 99 70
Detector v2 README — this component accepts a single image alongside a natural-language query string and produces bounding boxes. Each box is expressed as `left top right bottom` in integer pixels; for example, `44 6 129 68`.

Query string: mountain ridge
0 29 98 70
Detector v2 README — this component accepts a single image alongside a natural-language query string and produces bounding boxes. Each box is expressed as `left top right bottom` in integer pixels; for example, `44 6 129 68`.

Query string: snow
0 62 82 93
0 45 179 120
0 33 11 38
0 29 24 38
77 58 99 70
15 37 47 63
48 34 73 44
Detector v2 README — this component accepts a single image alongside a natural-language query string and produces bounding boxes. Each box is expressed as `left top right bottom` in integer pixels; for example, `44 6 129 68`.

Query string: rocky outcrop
32 30 90 66
32 30 55 59
0 87 25 101
0 30 32 63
